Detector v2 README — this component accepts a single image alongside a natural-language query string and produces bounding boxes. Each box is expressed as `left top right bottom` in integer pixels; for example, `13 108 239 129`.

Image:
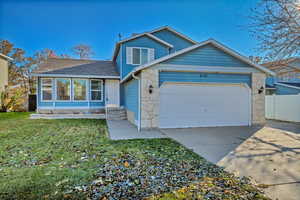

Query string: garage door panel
159 83 250 128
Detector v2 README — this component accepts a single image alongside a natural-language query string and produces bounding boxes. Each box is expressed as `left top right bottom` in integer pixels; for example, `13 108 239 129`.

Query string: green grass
0 112 200 199
0 112 268 200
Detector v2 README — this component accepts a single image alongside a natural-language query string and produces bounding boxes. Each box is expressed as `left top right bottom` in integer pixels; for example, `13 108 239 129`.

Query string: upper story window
126 47 154 65
56 78 71 101
41 78 52 101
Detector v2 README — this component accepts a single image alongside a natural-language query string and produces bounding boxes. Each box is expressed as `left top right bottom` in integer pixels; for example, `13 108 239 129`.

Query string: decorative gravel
71 152 269 200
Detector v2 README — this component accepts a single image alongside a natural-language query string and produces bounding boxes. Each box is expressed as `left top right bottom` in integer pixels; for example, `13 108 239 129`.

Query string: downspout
132 72 141 132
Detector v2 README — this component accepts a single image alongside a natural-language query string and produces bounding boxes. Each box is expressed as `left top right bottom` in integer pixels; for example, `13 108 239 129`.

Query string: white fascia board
31 73 120 79
0 53 13 61
149 26 198 44
275 83 300 90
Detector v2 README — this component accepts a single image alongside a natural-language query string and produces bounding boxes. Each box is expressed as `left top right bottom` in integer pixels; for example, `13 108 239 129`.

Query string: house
31 26 274 130
263 58 300 95
0 53 13 92
262 57 300 81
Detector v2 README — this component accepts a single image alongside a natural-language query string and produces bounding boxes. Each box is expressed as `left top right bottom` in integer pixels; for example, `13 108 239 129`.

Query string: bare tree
249 0 300 60
71 44 94 59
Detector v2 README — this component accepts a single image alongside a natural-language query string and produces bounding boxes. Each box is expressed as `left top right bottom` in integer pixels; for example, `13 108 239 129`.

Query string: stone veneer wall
251 72 266 125
140 68 160 129
139 69 267 129
126 110 136 125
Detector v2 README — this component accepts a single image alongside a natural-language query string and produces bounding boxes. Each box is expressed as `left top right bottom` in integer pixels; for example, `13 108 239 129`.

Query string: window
73 79 87 101
126 47 154 65
56 78 71 100
41 78 52 101
90 80 103 101
131 48 151 65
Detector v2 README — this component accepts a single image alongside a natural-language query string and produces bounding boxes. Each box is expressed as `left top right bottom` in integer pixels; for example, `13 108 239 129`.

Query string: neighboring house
31 26 274 130
262 57 300 81
0 53 13 92
263 58 300 95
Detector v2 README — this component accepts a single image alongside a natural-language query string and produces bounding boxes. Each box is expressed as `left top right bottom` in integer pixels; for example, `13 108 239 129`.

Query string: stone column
252 72 266 125
140 68 159 129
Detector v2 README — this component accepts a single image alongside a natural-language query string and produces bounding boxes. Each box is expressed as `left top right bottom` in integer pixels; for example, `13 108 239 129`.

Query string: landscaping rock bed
72 152 268 200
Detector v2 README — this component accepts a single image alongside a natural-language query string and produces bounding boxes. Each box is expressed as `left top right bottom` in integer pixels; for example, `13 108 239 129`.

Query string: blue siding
123 79 139 120
116 48 121 73
152 29 194 53
120 35 169 79
37 78 105 109
275 84 300 95
159 71 251 87
163 44 255 69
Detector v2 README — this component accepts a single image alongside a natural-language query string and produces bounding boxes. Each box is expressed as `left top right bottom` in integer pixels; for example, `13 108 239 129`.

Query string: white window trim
55 78 71 101
131 47 150 66
90 79 103 102
72 79 88 102
41 78 53 102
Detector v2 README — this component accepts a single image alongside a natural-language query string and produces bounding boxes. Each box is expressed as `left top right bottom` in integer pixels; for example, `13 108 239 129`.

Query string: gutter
132 72 141 132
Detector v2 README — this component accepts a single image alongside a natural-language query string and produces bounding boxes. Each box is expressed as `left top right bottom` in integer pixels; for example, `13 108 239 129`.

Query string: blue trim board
159 71 251 87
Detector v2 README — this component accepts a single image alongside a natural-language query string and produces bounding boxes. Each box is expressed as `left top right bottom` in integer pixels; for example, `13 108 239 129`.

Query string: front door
105 80 120 107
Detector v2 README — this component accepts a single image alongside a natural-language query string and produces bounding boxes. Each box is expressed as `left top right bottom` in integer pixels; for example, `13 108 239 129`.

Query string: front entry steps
106 107 127 120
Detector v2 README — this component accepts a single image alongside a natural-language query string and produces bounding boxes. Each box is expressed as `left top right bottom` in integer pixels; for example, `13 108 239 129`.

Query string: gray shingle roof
33 58 119 77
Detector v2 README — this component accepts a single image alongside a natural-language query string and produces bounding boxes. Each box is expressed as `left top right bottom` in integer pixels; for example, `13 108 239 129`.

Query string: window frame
55 78 71 101
72 79 88 101
41 78 53 102
131 47 149 65
90 79 103 102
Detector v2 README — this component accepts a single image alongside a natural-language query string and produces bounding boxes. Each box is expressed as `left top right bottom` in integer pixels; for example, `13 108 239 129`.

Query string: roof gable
163 44 256 69
121 39 275 82
152 29 195 52
112 33 173 61
150 26 197 45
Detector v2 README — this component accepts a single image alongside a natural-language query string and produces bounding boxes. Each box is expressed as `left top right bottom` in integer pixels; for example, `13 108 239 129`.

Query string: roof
121 39 276 83
262 57 300 70
0 53 13 61
112 26 198 61
266 84 276 89
32 58 119 78
278 82 300 88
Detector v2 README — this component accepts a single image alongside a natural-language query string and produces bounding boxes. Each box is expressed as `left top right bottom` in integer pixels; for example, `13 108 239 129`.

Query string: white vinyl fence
265 94 300 122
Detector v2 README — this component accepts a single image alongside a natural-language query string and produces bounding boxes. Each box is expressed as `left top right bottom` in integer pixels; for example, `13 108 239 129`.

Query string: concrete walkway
107 120 166 140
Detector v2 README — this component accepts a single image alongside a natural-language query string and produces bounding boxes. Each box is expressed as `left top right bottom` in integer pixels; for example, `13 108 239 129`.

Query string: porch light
258 86 264 94
149 85 153 94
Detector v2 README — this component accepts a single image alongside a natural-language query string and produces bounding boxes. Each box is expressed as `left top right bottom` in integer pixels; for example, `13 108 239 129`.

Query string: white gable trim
0 53 13 61
275 83 300 90
120 39 275 83
150 26 198 44
112 33 173 61
117 33 173 48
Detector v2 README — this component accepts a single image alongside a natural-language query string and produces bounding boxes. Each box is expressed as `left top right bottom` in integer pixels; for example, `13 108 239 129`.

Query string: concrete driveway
161 120 300 200
160 126 261 164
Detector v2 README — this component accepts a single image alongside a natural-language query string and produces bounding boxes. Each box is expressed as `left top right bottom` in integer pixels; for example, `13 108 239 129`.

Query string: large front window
41 78 52 101
90 80 103 101
73 79 87 101
56 78 71 100
132 48 149 65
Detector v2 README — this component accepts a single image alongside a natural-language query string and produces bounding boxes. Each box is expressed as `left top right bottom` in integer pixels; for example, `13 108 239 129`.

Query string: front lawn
0 112 268 199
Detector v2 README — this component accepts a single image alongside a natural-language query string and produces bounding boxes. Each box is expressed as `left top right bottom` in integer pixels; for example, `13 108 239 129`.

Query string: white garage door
159 83 251 128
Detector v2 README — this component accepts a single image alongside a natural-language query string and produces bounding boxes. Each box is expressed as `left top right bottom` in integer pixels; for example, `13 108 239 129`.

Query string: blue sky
0 0 259 60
